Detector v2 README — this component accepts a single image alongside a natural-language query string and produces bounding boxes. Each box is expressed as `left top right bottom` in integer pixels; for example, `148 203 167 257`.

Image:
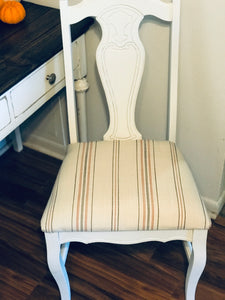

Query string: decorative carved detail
106 10 138 47
96 6 144 140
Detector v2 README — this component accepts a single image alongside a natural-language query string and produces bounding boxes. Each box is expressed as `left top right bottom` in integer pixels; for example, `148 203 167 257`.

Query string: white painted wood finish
0 52 65 142
0 38 85 144
45 233 71 300
185 230 208 300
44 1 209 299
45 228 208 300
168 0 180 142
0 97 11 131
96 5 144 140
61 0 174 141
11 53 64 118
60 4 79 143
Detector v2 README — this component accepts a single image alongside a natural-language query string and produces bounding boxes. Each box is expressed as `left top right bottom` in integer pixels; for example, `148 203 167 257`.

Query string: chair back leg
45 233 71 300
185 230 208 300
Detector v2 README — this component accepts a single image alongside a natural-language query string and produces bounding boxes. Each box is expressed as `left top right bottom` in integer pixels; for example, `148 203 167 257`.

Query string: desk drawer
11 51 64 117
0 96 11 131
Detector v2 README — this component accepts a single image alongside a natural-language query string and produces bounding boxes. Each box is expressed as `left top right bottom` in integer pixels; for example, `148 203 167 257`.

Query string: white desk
0 2 93 150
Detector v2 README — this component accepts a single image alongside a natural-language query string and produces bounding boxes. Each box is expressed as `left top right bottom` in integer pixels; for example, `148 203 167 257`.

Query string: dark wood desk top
0 2 94 96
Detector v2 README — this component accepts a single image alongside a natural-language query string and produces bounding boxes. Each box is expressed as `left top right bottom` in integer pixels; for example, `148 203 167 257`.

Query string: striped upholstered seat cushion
41 140 211 232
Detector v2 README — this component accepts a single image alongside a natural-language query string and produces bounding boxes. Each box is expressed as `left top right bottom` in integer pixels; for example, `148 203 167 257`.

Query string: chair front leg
45 232 71 300
185 230 208 300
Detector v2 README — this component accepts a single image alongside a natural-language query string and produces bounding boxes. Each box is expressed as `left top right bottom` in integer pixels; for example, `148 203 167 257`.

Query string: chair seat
41 140 210 233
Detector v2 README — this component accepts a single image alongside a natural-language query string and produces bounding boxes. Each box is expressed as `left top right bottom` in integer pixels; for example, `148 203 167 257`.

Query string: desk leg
12 127 23 152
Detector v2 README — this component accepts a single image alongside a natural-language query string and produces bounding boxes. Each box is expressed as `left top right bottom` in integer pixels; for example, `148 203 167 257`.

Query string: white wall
84 0 225 214
177 0 225 212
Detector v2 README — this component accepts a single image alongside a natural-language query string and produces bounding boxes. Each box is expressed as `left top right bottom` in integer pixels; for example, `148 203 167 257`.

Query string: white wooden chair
41 0 211 299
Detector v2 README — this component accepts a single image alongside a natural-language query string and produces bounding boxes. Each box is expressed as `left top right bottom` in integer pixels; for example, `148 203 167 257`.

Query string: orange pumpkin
0 1 26 24
0 0 4 10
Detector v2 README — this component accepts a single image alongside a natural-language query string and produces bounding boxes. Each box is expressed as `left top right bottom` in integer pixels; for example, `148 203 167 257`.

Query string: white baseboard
203 191 225 219
0 141 12 156
23 135 67 160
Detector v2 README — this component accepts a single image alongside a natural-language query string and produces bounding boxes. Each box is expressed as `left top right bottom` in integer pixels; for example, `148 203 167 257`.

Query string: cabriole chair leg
45 233 71 300
185 230 208 300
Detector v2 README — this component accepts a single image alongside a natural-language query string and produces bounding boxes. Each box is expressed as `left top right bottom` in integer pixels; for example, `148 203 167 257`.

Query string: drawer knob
46 73 56 85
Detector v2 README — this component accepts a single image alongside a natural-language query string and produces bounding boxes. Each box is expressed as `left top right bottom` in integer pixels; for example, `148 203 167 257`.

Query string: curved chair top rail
60 0 173 24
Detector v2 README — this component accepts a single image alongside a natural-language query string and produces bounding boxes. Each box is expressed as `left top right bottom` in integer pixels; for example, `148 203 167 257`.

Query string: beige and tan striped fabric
41 140 211 232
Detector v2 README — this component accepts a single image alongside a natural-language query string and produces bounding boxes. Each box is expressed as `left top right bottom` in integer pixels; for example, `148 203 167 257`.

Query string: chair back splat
61 0 179 142
41 1 211 299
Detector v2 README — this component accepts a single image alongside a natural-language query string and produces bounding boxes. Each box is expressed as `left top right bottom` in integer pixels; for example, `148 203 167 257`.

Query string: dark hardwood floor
0 147 224 300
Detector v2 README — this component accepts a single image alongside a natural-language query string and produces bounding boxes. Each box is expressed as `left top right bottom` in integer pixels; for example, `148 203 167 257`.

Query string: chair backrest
60 0 180 143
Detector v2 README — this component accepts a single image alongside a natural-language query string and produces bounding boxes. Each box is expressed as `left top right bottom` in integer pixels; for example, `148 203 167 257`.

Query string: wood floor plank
0 147 224 299
0 281 28 300
0 266 37 297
